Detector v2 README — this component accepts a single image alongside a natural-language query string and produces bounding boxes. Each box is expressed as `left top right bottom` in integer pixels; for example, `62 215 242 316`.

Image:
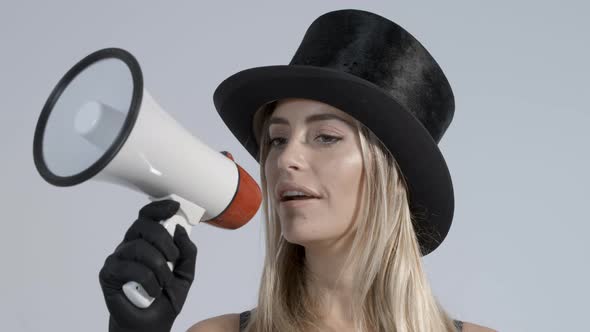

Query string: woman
101 8 496 332
194 9 496 332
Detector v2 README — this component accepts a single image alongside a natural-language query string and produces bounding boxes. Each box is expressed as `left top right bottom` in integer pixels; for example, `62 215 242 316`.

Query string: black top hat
213 9 455 256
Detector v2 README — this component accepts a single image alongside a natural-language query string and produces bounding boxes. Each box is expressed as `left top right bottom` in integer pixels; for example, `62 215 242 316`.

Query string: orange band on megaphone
204 161 261 230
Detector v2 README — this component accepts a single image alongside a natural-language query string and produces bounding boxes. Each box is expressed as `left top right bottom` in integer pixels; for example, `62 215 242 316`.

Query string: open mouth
280 196 318 203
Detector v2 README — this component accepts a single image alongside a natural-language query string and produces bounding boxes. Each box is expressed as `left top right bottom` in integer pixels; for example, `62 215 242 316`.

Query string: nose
275 136 307 171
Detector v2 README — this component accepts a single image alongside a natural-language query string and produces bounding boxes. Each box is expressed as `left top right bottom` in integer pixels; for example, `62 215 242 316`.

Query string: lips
276 182 321 202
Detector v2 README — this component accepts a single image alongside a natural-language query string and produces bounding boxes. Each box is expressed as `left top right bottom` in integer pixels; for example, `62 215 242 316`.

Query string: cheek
320 151 364 225
324 151 363 194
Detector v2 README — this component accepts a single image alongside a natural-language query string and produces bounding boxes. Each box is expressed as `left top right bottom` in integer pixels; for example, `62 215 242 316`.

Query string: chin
282 229 314 245
281 224 322 245
281 225 336 247
277 209 347 246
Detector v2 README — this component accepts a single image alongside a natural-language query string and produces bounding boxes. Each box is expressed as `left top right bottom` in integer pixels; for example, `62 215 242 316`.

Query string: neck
304 235 356 323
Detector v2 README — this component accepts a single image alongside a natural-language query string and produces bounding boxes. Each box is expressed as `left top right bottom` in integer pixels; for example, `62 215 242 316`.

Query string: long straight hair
243 101 458 332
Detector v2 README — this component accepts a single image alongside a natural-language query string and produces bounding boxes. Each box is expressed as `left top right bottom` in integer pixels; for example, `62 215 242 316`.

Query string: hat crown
290 9 455 143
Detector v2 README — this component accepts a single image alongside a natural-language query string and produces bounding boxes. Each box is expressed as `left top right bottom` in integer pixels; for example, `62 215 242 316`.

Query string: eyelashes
268 134 342 148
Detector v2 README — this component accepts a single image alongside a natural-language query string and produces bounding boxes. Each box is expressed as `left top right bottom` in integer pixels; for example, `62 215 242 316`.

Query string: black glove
99 199 197 332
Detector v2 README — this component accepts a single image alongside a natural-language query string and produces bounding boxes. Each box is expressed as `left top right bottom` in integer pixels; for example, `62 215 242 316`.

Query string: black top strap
239 310 251 331
239 310 463 331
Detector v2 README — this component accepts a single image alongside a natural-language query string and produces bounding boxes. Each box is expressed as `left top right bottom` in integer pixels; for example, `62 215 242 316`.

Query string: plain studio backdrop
1 1 588 331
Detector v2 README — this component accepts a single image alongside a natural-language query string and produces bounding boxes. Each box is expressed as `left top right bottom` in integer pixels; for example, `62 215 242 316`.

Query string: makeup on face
268 114 352 147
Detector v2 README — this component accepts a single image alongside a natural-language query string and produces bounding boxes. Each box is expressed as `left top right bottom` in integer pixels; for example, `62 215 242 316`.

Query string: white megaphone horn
32 48 262 309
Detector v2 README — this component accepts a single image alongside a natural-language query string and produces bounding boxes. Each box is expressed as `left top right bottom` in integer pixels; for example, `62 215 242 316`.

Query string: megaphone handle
122 213 192 309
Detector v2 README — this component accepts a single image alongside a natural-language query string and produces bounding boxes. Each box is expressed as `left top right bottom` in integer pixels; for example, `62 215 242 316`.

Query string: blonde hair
243 100 458 332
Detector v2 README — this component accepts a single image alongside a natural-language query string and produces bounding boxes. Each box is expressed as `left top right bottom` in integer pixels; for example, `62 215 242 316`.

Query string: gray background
1 1 588 331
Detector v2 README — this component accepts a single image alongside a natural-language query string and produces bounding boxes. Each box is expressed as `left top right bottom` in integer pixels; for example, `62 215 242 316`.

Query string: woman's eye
268 137 285 147
268 135 341 147
317 135 341 144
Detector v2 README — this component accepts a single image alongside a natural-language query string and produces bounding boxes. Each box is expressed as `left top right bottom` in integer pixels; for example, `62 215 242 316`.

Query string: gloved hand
99 199 197 332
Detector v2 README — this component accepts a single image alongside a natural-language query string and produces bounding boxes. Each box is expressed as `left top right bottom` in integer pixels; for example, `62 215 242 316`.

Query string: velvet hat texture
213 9 455 256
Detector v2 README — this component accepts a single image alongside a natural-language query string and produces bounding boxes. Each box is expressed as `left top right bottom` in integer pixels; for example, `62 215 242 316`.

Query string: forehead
268 98 356 128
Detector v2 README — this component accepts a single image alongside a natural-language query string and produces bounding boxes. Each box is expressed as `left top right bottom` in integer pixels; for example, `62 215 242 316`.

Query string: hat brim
213 65 454 256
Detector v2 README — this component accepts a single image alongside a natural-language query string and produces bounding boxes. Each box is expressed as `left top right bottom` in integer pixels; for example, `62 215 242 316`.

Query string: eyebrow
269 113 355 128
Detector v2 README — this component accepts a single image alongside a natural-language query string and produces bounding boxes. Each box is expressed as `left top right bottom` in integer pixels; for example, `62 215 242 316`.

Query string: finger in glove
114 238 174 288
138 199 180 222
171 225 197 284
99 255 162 298
123 218 180 262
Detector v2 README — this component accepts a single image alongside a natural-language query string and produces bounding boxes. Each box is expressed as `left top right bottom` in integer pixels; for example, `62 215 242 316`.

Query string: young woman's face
264 98 365 247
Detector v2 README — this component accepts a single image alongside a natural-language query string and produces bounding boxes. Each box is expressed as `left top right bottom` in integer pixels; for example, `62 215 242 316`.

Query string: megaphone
32 48 262 309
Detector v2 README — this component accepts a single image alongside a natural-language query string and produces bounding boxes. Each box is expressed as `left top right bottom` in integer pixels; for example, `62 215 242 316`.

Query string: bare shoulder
462 321 498 332
186 313 241 332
